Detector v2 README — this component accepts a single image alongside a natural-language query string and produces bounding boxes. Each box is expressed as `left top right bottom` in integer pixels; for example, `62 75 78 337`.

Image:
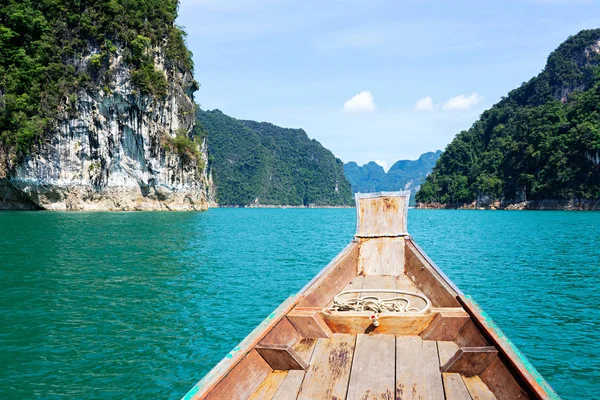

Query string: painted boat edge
459 295 561 400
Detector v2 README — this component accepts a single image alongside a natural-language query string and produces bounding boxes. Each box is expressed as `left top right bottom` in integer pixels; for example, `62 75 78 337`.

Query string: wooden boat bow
183 191 560 400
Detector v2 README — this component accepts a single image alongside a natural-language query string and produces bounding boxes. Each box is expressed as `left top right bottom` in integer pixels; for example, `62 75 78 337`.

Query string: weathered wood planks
205 349 272 400
297 334 356 400
272 370 306 400
249 370 289 400
287 309 333 339
361 275 398 299
462 376 498 400
480 357 530 400
441 346 498 376
437 341 459 367
442 372 472 399
396 336 444 400
346 334 395 400
420 308 469 341
355 193 409 237
358 237 405 275
320 311 436 335
404 240 461 307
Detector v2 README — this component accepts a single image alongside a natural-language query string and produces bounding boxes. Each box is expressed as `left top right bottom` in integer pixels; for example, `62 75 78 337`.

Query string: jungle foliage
197 109 353 206
0 0 195 158
416 29 600 205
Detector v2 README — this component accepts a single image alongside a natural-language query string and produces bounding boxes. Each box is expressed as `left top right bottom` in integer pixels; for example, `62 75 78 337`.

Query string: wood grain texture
404 241 460 307
298 243 359 308
287 309 333 339
480 357 530 400
346 334 395 400
358 237 405 275
395 275 421 293
441 346 498 376
292 338 317 366
206 350 272 400
272 370 306 400
356 194 408 237
320 311 436 335
442 373 472 400
297 334 356 400
462 376 498 400
334 275 365 305
420 308 469 341
249 370 289 400
396 336 444 400
361 275 398 299
259 317 300 347
437 341 459 367
455 320 491 348
255 345 308 370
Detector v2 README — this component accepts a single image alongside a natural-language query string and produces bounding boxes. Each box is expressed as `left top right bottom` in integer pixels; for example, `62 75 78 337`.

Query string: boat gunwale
459 296 560 400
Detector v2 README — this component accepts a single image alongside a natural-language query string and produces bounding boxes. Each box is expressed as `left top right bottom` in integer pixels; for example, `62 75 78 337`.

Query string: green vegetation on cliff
417 29 600 205
197 109 353 206
0 0 195 159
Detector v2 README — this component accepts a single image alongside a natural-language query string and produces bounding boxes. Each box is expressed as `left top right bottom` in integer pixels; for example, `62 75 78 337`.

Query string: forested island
416 29 600 210
197 109 353 207
0 0 211 210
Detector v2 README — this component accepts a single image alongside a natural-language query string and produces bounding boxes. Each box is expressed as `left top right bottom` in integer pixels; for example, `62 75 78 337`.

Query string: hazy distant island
344 151 442 204
416 29 600 211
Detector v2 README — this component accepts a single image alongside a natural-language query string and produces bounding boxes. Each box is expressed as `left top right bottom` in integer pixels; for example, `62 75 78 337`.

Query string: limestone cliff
0 1 214 211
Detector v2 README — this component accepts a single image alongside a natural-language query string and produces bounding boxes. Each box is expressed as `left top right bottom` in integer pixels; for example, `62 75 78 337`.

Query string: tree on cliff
416 29 600 205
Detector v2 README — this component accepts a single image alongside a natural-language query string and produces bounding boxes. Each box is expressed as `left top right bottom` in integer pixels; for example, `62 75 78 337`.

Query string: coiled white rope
329 289 431 313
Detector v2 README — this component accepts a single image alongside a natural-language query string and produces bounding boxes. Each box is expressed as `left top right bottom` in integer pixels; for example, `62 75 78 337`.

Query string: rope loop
329 289 431 313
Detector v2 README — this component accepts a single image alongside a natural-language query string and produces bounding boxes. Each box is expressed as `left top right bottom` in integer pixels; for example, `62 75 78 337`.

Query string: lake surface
0 209 598 399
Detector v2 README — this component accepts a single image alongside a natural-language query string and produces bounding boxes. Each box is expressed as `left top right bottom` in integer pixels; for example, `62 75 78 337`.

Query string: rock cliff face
0 45 213 211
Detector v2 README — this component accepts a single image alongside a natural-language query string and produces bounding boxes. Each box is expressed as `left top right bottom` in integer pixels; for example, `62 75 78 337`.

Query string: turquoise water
0 209 598 399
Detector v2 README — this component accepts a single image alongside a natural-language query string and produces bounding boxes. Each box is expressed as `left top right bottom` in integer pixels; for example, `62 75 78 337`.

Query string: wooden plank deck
296 334 356 400
346 334 395 399
248 275 501 400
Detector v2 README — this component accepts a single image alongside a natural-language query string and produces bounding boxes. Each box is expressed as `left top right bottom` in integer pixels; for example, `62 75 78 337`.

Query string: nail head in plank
442 372 472 400
272 370 306 400
346 334 395 400
396 336 444 400
442 347 498 376
462 376 498 400
206 349 272 400
249 370 289 400
297 334 356 400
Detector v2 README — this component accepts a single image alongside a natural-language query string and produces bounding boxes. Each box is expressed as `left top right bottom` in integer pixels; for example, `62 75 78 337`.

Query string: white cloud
442 93 483 110
344 91 376 113
375 160 390 172
415 96 433 112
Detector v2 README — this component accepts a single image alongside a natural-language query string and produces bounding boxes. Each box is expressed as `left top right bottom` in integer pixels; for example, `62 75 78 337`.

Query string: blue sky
178 0 600 170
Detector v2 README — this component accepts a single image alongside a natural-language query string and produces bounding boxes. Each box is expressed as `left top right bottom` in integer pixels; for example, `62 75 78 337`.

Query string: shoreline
416 199 600 211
